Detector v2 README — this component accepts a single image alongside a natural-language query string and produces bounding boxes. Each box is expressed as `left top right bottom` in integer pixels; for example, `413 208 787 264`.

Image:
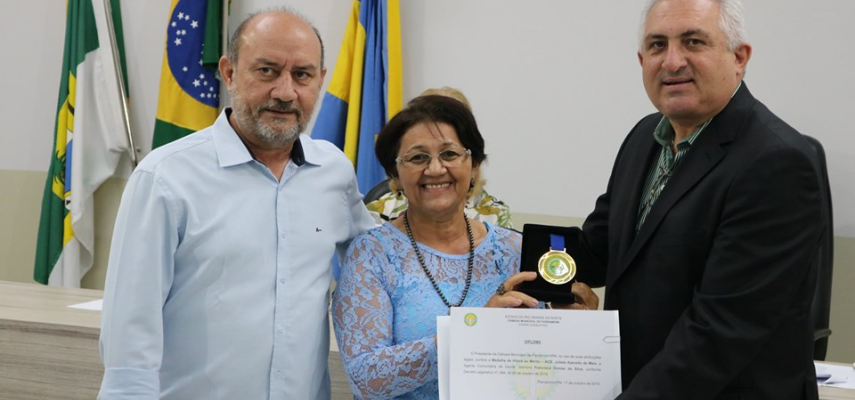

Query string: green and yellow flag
35 0 132 286
151 0 227 149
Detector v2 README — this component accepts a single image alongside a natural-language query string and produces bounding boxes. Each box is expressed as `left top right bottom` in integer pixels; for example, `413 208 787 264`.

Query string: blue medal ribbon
550 234 564 251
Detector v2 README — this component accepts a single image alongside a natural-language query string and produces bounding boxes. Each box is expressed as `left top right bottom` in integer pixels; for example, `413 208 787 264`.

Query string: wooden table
0 281 353 399
0 280 102 400
1 280 851 399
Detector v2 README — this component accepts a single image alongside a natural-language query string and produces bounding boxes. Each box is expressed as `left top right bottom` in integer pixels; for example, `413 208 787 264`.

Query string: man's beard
230 90 307 149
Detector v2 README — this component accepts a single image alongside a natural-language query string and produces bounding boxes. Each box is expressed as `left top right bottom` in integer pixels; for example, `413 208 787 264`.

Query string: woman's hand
485 271 539 308
549 281 599 310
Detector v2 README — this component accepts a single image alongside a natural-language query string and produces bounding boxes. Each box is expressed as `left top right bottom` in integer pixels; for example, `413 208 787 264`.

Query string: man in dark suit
574 0 825 398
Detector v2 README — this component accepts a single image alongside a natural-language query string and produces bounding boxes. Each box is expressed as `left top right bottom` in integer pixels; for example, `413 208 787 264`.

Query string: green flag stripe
68 0 100 69
202 0 223 67
152 119 197 149
34 173 66 284
109 0 130 95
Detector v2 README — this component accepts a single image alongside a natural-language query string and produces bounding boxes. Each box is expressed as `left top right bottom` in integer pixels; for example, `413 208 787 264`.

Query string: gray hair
638 0 747 52
227 7 325 69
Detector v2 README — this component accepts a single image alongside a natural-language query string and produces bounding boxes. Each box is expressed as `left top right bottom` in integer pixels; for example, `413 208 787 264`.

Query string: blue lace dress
332 222 521 399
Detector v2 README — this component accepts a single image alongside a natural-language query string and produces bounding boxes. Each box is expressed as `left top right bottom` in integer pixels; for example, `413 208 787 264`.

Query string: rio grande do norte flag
35 0 132 286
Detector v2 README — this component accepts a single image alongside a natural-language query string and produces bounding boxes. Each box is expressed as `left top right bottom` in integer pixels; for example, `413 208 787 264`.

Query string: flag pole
220 0 229 113
101 0 138 167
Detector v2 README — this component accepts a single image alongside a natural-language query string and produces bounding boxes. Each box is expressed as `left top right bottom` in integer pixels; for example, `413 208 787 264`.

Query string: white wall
401 1 855 235
3 1 854 236
1 1 67 172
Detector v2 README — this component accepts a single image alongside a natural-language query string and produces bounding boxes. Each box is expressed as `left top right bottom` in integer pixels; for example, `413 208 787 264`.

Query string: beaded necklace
403 211 474 308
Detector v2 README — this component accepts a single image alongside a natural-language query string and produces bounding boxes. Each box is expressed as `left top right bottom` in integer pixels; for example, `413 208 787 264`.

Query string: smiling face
395 122 479 220
220 12 326 149
638 0 750 132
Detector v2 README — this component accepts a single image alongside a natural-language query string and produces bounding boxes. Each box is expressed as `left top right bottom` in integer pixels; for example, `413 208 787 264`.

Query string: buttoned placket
270 160 300 395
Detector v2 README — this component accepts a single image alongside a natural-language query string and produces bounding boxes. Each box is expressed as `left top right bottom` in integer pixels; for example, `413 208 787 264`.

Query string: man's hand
549 281 599 310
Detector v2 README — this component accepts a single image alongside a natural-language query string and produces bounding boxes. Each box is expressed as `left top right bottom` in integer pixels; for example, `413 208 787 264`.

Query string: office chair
803 135 834 361
363 178 393 205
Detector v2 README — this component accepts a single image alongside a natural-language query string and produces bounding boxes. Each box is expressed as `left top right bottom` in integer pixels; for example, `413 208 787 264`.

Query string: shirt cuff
98 367 160 400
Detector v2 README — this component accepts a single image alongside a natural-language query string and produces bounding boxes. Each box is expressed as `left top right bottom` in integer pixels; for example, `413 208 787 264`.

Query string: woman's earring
469 178 475 191
391 179 403 196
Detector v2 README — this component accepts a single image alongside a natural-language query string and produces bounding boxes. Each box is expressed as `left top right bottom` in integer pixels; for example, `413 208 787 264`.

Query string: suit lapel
614 133 659 265
607 84 755 288
628 135 725 256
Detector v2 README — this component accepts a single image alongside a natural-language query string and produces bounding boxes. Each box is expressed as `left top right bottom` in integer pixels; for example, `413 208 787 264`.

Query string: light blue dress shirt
98 109 375 400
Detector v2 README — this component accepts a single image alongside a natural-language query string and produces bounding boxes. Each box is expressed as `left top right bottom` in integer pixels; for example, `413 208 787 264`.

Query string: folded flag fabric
313 0 402 195
151 0 225 149
34 0 132 286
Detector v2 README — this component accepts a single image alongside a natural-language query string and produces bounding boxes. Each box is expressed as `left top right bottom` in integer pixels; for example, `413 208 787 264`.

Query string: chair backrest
803 135 834 361
363 178 392 205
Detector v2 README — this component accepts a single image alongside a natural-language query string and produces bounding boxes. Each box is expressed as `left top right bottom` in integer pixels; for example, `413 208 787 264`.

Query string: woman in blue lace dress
332 95 597 399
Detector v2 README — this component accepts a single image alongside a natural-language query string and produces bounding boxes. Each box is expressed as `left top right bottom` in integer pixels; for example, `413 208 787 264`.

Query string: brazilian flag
151 0 226 149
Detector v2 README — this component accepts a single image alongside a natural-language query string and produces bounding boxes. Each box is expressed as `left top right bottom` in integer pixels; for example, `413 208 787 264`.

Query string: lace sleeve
332 233 437 399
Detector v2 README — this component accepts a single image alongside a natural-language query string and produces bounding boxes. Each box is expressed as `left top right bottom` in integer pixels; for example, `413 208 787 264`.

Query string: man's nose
662 45 688 72
271 74 298 102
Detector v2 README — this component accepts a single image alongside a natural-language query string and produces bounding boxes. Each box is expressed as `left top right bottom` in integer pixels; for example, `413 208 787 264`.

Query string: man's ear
319 66 327 89
734 43 752 78
219 55 235 87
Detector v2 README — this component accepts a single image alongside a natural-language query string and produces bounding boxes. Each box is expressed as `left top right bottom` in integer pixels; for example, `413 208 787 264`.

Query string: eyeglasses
395 147 471 170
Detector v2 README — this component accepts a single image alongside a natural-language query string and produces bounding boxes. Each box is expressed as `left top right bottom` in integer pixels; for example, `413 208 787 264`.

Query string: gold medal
538 248 576 285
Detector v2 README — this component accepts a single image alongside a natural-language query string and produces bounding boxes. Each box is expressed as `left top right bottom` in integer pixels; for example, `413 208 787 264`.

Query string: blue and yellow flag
313 0 403 195
151 0 225 149
35 0 132 286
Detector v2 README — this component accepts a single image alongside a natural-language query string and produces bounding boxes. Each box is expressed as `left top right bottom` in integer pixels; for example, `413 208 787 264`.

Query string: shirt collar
213 108 311 167
652 118 707 149
652 80 743 149
294 134 319 167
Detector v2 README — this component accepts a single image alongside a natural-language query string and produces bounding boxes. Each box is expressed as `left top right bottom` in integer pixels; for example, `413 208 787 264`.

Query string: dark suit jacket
575 83 824 400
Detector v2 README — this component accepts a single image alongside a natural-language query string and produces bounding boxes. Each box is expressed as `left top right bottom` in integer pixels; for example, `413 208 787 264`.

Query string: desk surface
821 368 855 400
0 279 102 329
0 281 354 399
0 281 104 400
1 280 852 400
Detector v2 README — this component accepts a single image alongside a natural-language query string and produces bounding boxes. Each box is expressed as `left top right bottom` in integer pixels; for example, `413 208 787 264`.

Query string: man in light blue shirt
98 8 375 400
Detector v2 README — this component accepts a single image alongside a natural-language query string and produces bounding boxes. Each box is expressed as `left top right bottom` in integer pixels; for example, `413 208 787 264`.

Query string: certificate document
445 307 621 400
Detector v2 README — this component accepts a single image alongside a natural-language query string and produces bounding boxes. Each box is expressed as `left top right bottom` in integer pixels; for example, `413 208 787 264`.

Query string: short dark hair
227 7 325 69
375 95 487 179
